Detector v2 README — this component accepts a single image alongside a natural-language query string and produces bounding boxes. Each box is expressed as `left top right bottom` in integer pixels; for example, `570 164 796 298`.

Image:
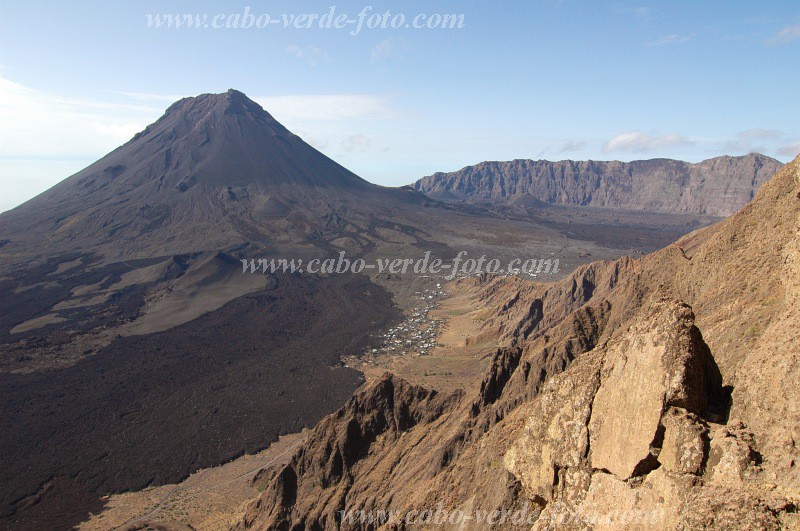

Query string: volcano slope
0 90 669 528
0 89 425 261
0 90 783 529
237 156 800 529
0 272 400 529
0 88 717 381
0 90 420 528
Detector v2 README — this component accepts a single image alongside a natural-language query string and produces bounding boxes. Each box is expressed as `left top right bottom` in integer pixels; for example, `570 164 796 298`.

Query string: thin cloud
632 6 652 21
370 38 406 63
293 129 330 150
91 122 144 142
341 134 371 153
115 91 186 103
285 45 330 66
0 77 167 212
559 140 586 153
765 22 800 45
648 33 692 46
285 44 305 59
0 77 397 212
610 4 653 25
724 128 785 153
602 131 693 153
0 76 163 158
777 141 800 159
255 94 393 122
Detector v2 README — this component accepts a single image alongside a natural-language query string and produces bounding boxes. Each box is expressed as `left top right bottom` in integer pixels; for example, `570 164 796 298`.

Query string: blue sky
1 0 799 212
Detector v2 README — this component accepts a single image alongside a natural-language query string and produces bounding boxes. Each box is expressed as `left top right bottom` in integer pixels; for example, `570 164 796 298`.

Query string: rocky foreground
2 90 717 528
238 156 799 529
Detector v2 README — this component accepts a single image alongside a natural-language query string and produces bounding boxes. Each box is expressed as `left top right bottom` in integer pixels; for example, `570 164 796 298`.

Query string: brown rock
504 350 601 504
705 423 759 484
588 302 713 480
237 156 800 530
660 408 708 475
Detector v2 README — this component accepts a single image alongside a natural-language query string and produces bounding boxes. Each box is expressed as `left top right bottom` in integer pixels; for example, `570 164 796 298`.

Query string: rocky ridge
238 155 800 529
413 154 784 216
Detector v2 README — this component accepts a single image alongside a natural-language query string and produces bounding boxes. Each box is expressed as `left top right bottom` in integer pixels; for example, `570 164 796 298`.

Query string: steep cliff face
239 156 800 529
238 374 465 529
413 154 783 216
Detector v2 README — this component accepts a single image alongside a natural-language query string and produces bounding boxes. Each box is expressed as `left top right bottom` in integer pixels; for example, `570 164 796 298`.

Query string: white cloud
602 131 693 153
648 33 692 46
285 45 330 66
341 134 371 153
370 38 406 63
765 22 800 45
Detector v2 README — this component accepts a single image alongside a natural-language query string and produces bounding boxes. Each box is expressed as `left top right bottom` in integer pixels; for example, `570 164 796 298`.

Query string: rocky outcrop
504 300 732 527
238 156 800 530
237 374 463 529
414 154 783 216
587 302 721 480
